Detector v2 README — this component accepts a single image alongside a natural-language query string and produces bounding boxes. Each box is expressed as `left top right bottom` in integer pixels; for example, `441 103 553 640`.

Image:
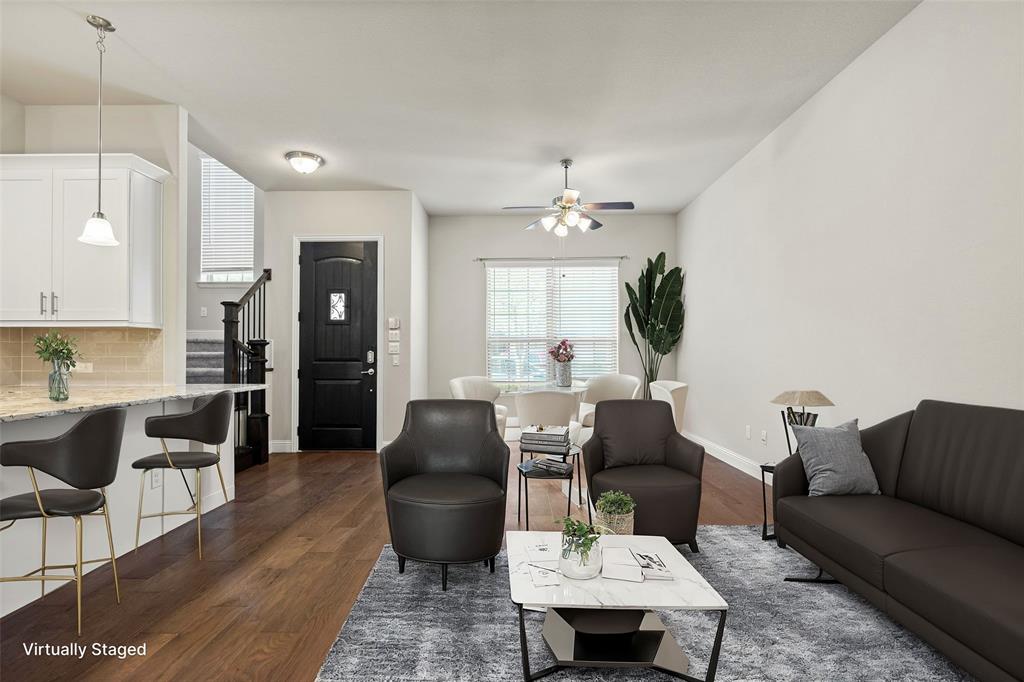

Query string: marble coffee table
506 531 728 682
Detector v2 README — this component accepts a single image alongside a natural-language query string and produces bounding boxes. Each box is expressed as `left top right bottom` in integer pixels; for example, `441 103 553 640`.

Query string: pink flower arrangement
548 339 575 363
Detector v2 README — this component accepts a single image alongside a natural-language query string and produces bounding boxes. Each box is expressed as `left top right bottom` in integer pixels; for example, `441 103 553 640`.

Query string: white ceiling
1 1 917 214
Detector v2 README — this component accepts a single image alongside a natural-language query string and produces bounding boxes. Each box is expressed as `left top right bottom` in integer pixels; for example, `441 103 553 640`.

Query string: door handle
50 292 58 316
361 368 375 376
40 292 46 316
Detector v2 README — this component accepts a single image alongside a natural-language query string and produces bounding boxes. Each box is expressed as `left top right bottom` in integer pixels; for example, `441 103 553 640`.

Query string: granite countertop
0 384 267 423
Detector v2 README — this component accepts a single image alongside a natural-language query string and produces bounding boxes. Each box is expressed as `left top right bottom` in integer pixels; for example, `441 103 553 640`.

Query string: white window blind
201 156 254 276
486 260 619 385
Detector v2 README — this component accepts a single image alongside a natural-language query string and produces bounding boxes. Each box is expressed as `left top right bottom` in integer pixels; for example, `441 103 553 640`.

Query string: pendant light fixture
78 15 119 247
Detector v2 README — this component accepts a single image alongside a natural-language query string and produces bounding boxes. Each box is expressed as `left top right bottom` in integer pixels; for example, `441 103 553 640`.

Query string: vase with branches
34 330 81 402
624 252 685 399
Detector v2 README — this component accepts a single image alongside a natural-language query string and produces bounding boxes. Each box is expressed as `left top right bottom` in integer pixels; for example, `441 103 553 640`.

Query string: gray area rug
318 525 971 681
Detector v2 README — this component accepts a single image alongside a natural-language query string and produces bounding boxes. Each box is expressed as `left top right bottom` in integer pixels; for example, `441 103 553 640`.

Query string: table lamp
770 390 835 456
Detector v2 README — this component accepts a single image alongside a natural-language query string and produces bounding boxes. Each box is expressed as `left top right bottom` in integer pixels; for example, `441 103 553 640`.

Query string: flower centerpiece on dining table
549 338 575 387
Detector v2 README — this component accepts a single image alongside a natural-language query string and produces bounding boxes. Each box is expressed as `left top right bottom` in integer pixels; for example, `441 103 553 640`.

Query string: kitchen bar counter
0 383 267 422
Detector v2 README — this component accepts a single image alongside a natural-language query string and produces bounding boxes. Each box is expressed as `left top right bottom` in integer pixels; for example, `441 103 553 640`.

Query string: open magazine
602 546 675 582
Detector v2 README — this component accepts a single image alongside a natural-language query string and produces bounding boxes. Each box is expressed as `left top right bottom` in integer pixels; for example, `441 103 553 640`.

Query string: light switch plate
200 306 208 318
391 355 400 366
151 469 163 489
388 317 401 329
388 342 400 354
388 330 400 341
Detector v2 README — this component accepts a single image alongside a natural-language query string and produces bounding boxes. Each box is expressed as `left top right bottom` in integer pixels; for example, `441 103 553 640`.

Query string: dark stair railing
222 268 272 472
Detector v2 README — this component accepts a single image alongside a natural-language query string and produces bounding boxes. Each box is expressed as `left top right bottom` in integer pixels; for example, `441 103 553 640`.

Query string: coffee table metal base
516 603 727 682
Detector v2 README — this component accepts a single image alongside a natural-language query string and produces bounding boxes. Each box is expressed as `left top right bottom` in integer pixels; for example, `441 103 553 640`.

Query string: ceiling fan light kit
503 158 634 237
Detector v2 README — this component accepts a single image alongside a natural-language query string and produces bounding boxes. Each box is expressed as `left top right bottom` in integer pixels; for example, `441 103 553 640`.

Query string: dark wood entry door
298 241 377 450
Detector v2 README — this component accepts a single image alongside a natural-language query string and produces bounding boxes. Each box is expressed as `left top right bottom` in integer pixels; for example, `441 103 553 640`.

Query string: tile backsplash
0 327 163 386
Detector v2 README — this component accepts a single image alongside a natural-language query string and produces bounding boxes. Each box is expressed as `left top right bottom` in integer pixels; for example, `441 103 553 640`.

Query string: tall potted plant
33 330 81 402
624 252 684 398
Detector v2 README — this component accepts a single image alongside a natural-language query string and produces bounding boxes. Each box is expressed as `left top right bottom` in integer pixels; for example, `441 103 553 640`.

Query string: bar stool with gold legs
0 407 127 636
133 391 233 559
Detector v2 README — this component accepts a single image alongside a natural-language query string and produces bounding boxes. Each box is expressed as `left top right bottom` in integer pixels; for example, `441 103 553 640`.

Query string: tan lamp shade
770 390 834 407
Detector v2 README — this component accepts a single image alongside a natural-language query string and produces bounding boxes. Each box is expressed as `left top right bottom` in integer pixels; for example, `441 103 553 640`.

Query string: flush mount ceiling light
502 159 635 237
285 151 325 174
78 15 119 247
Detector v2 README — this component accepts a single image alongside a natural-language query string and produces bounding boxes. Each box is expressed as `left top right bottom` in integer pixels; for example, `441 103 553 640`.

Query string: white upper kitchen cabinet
0 154 169 327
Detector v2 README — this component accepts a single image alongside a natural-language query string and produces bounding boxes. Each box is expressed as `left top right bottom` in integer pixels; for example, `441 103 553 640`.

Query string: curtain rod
474 255 629 262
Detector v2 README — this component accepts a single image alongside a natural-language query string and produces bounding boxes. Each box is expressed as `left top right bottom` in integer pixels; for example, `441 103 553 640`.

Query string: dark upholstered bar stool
133 391 233 559
0 407 127 635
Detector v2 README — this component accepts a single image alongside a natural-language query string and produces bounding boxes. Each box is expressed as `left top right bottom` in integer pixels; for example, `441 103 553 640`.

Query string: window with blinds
486 260 619 386
200 156 255 281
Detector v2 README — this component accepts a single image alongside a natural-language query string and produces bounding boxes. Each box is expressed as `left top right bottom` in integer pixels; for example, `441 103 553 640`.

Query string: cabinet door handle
361 368 375 376
50 292 58 316
40 292 46 316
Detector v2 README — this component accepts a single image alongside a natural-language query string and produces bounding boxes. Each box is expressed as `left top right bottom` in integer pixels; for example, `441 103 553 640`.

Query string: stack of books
520 425 571 456
518 458 573 476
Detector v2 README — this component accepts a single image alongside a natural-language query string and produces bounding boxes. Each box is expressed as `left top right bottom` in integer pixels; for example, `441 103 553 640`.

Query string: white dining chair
515 391 582 445
577 374 642 430
650 380 689 433
449 376 507 438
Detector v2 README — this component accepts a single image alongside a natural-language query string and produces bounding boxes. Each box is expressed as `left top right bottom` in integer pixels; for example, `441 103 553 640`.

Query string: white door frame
290 235 385 452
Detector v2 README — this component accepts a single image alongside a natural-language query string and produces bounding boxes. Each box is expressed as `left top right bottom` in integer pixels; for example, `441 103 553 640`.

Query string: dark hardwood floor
0 446 766 682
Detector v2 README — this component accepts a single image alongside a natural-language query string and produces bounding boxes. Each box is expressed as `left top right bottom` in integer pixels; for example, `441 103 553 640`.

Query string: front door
298 241 377 450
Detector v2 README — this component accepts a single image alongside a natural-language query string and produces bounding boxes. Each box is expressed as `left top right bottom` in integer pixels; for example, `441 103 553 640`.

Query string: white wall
675 0 1024 473
409 193 429 399
22 104 189 382
185 143 265 335
0 94 25 153
428 214 679 400
263 190 419 447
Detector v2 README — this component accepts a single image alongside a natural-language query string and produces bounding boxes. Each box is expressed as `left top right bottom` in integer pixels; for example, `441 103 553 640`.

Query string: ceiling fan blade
524 217 545 231
586 216 603 230
581 201 635 210
503 205 551 210
561 188 580 205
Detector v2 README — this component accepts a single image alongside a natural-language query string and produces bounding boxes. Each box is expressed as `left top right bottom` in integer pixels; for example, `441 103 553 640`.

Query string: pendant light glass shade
79 212 119 246
553 223 569 237
540 215 558 231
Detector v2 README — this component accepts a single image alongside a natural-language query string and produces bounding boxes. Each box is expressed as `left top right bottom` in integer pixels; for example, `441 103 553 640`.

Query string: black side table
517 444 590 529
760 463 776 541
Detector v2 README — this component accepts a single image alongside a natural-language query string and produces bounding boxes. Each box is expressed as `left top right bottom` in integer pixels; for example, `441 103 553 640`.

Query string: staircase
186 338 225 384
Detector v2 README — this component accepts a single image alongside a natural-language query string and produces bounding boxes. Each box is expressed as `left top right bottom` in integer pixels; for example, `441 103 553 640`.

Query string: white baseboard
270 439 293 454
682 431 765 482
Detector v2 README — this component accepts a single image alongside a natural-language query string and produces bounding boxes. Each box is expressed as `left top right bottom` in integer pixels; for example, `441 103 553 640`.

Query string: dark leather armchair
583 400 705 551
380 400 510 590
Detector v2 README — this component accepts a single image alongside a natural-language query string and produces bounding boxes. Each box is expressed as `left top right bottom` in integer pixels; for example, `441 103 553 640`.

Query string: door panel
0 170 52 321
53 169 129 321
298 241 377 450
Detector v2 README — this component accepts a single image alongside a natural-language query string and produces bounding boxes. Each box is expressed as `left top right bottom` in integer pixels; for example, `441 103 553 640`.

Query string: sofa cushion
897 400 1024 545
388 473 503 505
885 545 1024 681
776 495 1006 589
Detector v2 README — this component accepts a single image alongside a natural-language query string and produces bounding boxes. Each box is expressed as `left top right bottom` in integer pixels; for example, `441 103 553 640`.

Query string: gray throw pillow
791 419 880 496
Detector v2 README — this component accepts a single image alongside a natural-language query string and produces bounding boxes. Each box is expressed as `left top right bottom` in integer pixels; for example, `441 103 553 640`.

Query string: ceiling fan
503 159 635 236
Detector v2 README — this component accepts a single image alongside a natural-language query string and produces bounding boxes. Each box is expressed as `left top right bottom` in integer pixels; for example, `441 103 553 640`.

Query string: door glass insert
329 292 346 321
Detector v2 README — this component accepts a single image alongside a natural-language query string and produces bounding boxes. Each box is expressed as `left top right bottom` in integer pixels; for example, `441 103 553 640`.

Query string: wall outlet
76 362 94 373
388 342 400 354
745 425 751 440
200 306 208 318
150 468 163 489
391 355 400 366
760 429 768 446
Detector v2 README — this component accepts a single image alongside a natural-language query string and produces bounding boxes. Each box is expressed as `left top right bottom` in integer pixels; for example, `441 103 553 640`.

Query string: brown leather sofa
583 400 705 551
774 400 1024 682
380 400 509 590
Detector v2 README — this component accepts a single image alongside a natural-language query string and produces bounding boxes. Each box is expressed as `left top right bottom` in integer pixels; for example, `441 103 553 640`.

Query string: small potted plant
33 330 81 402
595 490 636 535
558 517 602 579
549 338 575 387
